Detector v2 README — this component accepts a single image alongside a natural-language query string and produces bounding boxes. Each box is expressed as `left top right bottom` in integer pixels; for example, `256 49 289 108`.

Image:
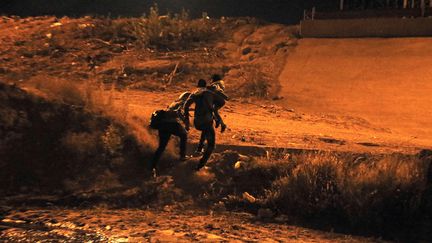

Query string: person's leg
196 131 206 154
196 125 216 170
172 123 188 160
214 109 227 133
149 131 171 170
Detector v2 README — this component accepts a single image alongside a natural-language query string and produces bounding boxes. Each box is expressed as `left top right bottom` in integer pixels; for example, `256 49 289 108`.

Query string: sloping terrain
1 15 432 242
1 16 428 153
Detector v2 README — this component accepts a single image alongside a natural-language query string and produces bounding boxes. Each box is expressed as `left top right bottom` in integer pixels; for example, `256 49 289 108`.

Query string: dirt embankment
0 83 151 195
0 15 296 98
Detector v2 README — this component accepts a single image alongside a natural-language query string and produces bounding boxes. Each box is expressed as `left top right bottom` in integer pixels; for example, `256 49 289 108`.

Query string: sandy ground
0 207 382 242
277 38 432 151
107 89 425 154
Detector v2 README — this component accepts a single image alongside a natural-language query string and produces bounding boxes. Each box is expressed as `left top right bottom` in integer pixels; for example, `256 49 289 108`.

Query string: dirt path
105 89 425 154
277 38 432 150
1 208 382 242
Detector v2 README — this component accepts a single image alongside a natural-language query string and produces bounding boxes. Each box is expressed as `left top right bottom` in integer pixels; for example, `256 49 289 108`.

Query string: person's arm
183 96 194 131
209 90 227 109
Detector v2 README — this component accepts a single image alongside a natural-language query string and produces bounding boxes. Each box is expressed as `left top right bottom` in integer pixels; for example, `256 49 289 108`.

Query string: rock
234 161 243 170
272 96 283 100
243 192 256 203
257 208 274 219
242 47 252 55
50 22 62 28
110 45 125 53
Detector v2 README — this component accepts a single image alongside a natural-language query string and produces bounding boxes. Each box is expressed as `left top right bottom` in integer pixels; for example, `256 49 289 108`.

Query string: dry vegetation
155 149 430 240
0 9 297 100
1 9 431 242
258 152 431 238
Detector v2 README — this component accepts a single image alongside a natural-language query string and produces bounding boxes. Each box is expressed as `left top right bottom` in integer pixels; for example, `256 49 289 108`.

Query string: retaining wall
301 17 432 37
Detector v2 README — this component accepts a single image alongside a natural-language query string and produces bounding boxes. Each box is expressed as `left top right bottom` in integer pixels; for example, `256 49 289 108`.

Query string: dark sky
0 0 341 24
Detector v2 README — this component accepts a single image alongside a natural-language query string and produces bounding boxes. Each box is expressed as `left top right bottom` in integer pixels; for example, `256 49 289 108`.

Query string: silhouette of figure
148 92 191 174
195 74 229 154
184 79 226 170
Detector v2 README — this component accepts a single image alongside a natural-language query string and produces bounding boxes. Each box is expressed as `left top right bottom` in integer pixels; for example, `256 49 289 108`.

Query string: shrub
261 152 429 237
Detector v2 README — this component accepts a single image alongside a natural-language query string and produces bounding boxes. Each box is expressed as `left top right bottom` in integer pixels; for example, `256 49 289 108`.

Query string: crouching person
148 93 191 175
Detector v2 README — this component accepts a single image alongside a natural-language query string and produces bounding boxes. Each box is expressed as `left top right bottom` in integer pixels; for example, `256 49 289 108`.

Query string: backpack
149 109 166 129
149 109 180 129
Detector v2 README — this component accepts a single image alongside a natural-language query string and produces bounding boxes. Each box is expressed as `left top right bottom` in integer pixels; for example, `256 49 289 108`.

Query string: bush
201 150 431 240
261 152 429 238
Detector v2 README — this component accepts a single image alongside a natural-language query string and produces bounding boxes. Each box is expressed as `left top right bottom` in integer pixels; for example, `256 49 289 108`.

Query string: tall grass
256 152 431 239
84 5 219 50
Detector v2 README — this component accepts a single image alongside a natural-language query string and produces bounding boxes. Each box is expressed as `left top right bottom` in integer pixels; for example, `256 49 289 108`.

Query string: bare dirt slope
278 38 432 149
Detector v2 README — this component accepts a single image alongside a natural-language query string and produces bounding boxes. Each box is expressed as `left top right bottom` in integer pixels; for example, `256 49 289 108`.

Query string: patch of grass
198 150 431 240
227 65 271 98
257 152 431 239
82 5 220 51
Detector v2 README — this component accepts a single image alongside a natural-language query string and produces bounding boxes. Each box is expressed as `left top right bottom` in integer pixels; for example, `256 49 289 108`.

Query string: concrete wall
301 18 432 37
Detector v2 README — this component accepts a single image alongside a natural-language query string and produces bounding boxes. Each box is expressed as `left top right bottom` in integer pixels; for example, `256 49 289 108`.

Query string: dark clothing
149 122 187 170
208 83 228 130
184 88 224 129
184 88 224 167
197 124 215 169
149 92 191 171
195 86 228 151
